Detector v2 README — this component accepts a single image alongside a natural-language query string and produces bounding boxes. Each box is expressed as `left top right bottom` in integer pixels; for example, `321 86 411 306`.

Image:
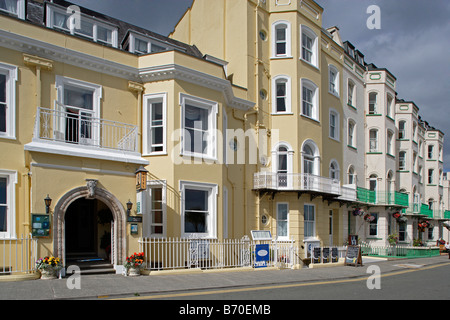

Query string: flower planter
128 267 141 277
40 268 57 280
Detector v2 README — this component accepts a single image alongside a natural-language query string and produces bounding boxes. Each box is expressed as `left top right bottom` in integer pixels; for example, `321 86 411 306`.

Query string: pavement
0 255 449 300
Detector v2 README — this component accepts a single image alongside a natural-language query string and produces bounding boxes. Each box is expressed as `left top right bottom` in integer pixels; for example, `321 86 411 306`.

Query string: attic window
46 4 118 47
0 0 25 19
128 33 168 55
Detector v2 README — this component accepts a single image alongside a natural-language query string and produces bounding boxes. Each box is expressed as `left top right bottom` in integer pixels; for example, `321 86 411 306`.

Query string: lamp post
44 194 52 214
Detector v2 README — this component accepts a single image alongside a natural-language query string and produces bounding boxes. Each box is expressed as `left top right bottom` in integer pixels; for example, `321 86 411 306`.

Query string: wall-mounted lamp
126 199 133 216
135 166 148 191
44 194 52 214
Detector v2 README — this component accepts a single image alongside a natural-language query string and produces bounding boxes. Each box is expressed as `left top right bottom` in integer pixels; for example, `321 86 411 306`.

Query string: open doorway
65 198 113 263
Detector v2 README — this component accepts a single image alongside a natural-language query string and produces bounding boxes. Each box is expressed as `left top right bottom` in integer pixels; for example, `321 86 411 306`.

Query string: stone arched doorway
53 182 126 269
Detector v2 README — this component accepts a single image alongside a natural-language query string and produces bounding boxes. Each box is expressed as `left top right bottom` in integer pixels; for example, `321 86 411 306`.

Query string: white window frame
46 4 119 47
398 120 406 139
369 129 378 152
329 159 340 180
301 79 319 121
0 170 17 239
399 151 407 170
143 93 167 156
54 76 102 145
0 62 18 140
180 180 218 239
368 92 378 114
272 20 291 58
329 108 340 141
272 75 291 114
328 65 339 97
347 80 355 107
272 142 294 189
145 180 167 238
301 139 320 176
387 130 394 155
0 0 25 19
180 93 218 160
304 204 315 239
347 119 355 147
125 31 170 55
276 202 289 241
300 25 318 68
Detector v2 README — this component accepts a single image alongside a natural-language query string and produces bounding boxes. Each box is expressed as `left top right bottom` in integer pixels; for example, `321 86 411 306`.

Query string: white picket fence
0 234 38 274
138 236 301 271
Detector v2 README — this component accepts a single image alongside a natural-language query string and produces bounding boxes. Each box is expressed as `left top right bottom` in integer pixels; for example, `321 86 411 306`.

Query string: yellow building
171 0 350 257
0 0 254 274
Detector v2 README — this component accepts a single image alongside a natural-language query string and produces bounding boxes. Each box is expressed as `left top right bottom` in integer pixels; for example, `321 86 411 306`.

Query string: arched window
348 166 356 185
272 75 291 114
328 65 339 96
272 21 291 57
347 80 355 107
348 120 356 147
300 25 318 67
301 79 319 120
398 121 406 139
301 140 320 176
368 92 378 114
369 129 378 152
329 160 340 180
386 94 394 118
272 142 293 188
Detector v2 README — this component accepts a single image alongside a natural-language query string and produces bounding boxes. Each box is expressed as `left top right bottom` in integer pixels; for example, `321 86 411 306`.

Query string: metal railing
33 106 138 153
253 172 341 196
0 234 38 275
356 187 409 207
138 236 301 271
360 243 439 258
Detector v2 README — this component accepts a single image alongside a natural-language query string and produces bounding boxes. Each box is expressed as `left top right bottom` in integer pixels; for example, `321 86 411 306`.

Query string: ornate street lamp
126 200 133 216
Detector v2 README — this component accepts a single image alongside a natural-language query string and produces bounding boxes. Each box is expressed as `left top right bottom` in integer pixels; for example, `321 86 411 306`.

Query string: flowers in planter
36 256 63 271
352 208 364 217
364 214 375 222
413 238 424 247
388 233 399 246
124 252 145 269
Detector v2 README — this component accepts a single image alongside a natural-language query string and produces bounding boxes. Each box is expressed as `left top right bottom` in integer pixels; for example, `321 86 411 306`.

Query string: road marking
111 262 450 300
394 264 424 269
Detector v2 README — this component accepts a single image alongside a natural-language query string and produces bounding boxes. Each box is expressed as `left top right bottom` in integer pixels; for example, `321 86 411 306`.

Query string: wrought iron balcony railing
32 107 138 153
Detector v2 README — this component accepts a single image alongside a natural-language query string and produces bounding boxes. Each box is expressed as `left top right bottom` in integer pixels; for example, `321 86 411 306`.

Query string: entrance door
65 198 113 260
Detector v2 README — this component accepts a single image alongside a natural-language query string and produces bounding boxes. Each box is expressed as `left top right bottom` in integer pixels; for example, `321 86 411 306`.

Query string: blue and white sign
254 244 270 268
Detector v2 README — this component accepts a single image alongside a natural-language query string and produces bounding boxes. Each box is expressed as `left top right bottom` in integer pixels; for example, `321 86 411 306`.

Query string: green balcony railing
420 204 433 218
445 210 450 220
356 187 409 207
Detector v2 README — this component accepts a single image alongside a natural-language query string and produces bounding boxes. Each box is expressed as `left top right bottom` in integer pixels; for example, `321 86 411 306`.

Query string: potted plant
36 256 63 280
123 252 145 276
388 233 399 246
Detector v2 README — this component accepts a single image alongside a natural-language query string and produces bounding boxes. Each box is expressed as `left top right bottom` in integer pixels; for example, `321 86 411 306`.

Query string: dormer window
124 32 170 55
46 4 118 47
0 0 25 19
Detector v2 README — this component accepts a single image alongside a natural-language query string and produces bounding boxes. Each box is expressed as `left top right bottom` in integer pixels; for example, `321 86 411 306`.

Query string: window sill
300 114 320 124
271 112 294 116
270 56 293 60
347 145 357 151
366 152 382 155
299 58 320 71
366 114 382 117
347 103 357 111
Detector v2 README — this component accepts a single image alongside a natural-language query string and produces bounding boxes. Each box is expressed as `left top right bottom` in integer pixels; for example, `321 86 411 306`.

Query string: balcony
356 187 409 208
25 107 148 165
253 172 345 198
